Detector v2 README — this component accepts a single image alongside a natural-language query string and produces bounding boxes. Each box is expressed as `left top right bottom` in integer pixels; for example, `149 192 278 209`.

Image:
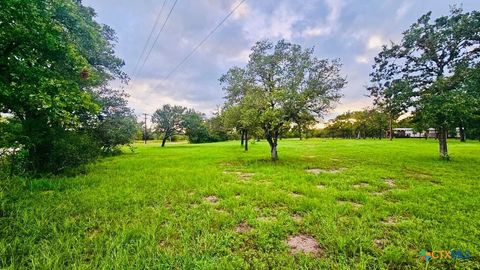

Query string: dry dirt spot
384 179 396 187
86 227 102 240
371 190 386 196
257 216 277 222
337 200 362 209
235 222 252 233
290 191 303 197
353 182 369 188
374 238 386 249
224 171 255 180
286 234 322 255
215 209 228 215
190 202 199 208
381 216 397 225
292 214 303 222
316 184 326 189
306 168 343 174
303 155 317 159
204 195 219 203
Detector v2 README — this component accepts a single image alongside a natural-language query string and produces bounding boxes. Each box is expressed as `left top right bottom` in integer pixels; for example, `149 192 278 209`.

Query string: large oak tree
221 40 346 160
368 7 480 158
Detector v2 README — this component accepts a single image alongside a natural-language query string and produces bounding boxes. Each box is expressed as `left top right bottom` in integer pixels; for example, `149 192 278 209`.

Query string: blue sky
83 0 480 121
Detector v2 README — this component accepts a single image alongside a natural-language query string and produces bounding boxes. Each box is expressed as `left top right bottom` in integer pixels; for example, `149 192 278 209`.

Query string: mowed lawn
1 139 479 269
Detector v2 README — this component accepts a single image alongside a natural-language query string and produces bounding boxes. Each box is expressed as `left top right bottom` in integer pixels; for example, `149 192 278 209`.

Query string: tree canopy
368 7 480 158
221 39 346 159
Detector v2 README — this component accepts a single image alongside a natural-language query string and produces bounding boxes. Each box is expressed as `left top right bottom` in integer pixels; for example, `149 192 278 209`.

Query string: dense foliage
368 7 480 158
323 109 388 139
0 0 136 174
220 39 346 159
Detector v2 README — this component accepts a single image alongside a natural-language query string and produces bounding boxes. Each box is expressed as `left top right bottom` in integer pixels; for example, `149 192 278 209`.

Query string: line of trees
322 109 388 139
368 7 480 159
150 105 228 147
0 0 138 175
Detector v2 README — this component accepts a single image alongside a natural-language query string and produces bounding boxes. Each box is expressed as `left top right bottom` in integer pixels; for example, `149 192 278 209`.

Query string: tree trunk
270 143 278 160
438 126 448 159
459 121 466 142
244 130 248 151
161 136 167 147
240 130 244 146
388 115 393 141
265 133 278 160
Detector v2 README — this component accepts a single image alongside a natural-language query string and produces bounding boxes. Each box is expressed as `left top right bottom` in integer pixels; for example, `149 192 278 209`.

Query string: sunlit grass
1 139 479 269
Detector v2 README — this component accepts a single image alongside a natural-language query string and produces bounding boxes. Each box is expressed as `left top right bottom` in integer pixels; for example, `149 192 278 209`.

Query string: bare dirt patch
257 216 277 222
290 191 303 197
384 179 396 187
371 190 386 196
337 200 362 209
374 238 386 249
224 171 255 180
204 195 218 204
286 234 322 255
306 168 343 174
86 227 101 240
235 222 252 233
381 216 397 225
292 214 303 222
353 182 369 188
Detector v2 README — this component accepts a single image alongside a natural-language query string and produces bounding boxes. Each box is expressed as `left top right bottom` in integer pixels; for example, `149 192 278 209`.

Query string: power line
131 0 168 78
138 0 179 75
164 0 246 80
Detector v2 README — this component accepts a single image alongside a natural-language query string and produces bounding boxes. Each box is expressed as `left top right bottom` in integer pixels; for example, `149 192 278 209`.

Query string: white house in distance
392 128 461 138
393 128 437 138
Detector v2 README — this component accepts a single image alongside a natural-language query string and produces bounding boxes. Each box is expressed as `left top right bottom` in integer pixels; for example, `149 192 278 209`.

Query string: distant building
392 128 460 138
392 128 437 138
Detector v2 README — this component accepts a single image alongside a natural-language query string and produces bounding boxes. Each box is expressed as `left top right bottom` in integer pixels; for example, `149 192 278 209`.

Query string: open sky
83 0 480 121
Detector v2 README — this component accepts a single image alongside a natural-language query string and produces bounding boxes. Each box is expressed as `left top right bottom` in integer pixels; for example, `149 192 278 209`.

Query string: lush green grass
1 139 479 269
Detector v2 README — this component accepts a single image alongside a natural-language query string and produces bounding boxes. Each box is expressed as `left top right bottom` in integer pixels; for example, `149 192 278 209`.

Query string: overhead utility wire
164 0 246 79
131 0 168 77
138 0 179 74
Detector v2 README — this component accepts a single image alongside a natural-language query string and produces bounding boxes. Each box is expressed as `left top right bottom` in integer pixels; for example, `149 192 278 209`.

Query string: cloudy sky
83 0 479 121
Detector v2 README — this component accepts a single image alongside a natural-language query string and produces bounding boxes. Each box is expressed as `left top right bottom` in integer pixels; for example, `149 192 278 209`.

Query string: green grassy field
1 139 479 269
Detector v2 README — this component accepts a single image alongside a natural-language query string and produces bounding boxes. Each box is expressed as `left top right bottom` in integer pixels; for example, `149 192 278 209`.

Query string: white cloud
127 78 218 116
302 25 332 37
232 1 250 19
396 1 412 20
355 55 369 64
241 2 302 41
367 35 385 50
226 49 250 63
302 0 344 38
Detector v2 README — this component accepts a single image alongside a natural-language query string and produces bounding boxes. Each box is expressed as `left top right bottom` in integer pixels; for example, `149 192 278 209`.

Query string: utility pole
143 113 149 144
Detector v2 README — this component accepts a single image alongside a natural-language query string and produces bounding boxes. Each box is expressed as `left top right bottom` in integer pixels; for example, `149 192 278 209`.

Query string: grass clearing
1 139 479 269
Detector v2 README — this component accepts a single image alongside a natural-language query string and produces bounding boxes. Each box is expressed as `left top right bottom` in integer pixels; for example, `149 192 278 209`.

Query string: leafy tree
368 47 413 140
0 0 127 172
92 87 139 153
368 7 480 158
205 111 229 142
152 104 186 147
222 40 346 160
324 109 388 139
219 67 253 148
182 109 210 144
